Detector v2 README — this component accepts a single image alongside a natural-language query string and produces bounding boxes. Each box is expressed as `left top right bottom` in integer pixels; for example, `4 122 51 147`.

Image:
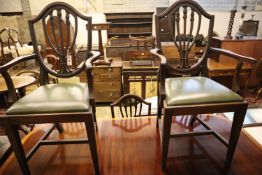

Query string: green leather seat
165 77 243 106
6 83 89 115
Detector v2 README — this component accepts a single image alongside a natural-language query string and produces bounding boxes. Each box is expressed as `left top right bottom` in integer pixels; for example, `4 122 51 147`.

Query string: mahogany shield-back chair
1 2 100 175
111 94 151 118
151 0 257 171
110 94 152 132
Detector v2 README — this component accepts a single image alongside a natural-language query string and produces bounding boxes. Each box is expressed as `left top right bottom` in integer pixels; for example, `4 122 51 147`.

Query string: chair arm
0 54 37 105
85 51 101 70
209 47 257 64
150 48 167 99
150 48 167 64
85 51 100 101
0 54 36 72
209 47 257 93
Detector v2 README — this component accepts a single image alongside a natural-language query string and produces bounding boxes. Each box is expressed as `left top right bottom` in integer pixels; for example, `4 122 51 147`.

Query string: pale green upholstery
165 77 243 106
6 83 89 115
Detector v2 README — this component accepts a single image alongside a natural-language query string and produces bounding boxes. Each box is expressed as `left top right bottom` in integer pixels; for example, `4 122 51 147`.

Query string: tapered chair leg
55 123 64 133
85 120 100 175
189 115 197 126
225 106 247 169
161 109 172 171
5 124 31 175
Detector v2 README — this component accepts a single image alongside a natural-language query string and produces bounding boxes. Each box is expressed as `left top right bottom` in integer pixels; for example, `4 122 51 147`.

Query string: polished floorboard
1 115 262 175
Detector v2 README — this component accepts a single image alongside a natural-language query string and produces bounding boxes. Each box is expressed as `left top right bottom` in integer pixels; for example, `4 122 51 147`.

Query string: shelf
105 12 153 20
108 32 152 36
110 22 152 25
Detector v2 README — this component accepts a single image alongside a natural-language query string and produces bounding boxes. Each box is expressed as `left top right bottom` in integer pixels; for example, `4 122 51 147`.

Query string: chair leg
161 109 172 171
91 101 98 131
157 97 163 128
55 123 64 133
225 106 247 169
85 121 100 175
5 124 31 175
189 115 197 126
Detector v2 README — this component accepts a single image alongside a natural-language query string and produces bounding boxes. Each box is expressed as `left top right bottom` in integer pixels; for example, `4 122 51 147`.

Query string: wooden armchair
1 2 100 175
151 0 257 171
0 27 38 66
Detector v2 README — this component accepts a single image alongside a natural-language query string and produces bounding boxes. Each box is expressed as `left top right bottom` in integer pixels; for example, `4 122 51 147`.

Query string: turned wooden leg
161 109 172 171
5 123 31 175
225 104 247 169
85 120 100 175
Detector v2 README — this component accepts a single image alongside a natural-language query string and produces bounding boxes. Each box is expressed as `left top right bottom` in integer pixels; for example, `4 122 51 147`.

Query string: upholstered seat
165 77 243 106
6 83 89 115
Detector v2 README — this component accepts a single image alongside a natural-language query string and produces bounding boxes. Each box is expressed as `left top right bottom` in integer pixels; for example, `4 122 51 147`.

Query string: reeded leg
5 124 31 175
85 119 100 175
161 109 172 171
225 104 247 169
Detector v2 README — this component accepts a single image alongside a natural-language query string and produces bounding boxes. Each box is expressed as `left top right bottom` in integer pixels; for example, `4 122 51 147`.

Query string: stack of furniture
105 12 154 58
93 60 122 102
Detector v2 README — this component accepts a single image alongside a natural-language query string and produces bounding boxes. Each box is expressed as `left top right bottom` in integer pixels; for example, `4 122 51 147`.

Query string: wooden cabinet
93 61 122 102
105 12 154 58
210 37 262 86
105 12 153 39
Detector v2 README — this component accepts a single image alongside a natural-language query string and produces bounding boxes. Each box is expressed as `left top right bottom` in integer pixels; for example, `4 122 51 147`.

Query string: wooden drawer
94 82 122 102
93 67 122 81
94 81 121 91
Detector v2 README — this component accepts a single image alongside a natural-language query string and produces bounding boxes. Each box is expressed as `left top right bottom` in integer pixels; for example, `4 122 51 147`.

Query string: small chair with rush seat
151 0 257 171
1 2 100 175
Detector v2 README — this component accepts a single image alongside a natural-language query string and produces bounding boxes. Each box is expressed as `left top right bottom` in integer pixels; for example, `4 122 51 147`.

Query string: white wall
28 0 262 41
212 11 262 38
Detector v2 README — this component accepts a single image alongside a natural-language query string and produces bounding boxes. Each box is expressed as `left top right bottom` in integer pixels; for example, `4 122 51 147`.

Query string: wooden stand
92 23 110 58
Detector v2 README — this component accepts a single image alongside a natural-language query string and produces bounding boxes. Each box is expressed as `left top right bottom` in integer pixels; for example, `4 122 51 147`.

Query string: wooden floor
1 115 262 175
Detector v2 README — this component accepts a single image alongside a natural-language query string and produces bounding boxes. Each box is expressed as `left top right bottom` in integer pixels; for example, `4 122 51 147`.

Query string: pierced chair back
155 0 214 76
110 94 151 118
29 3 93 82
0 28 20 63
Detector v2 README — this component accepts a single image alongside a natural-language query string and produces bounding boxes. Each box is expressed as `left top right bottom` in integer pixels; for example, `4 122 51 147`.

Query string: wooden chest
93 61 122 102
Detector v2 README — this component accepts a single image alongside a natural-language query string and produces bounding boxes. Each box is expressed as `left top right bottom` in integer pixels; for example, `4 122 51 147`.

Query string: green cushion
165 77 243 106
6 83 89 115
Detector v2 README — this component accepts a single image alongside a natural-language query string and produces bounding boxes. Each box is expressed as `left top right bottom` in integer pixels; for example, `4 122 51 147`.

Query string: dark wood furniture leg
123 73 130 95
141 75 146 99
225 106 247 169
5 124 31 175
161 109 172 171
85 120 100 175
